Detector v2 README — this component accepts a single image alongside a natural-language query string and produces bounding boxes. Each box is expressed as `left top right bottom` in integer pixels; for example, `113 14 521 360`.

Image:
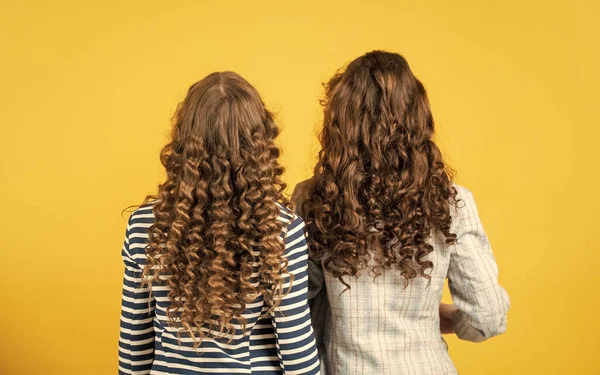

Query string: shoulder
276 202 295 222
276 202 305 233
453 184 475 206
451 184 482 233
290 178 314 216
275 203 307 258
121 203 154 265
126 203 154 251
127 203 155 228
453 184 479 214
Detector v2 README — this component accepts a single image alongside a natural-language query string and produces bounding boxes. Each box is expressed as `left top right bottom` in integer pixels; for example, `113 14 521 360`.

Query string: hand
439 303 458 335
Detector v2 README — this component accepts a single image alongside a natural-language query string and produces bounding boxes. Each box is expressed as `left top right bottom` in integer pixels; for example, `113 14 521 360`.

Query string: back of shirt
118 203 321 375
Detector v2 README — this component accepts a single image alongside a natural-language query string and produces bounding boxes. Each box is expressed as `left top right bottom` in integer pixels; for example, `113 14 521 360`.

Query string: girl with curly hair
118 72 320 375
293 51 509 374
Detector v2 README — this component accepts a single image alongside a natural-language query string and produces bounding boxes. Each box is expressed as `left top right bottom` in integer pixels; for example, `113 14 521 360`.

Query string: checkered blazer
292 182 509 375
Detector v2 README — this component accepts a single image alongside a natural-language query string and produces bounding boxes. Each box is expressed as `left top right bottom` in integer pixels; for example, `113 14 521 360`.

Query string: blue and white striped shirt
118 203 320 375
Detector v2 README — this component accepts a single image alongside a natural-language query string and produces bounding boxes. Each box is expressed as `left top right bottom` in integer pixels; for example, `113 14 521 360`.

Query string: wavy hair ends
302 51 459 288
142 71 291 347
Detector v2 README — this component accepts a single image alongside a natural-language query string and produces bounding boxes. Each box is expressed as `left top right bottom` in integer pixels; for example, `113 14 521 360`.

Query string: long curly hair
141 72 291 346
301 51 459 288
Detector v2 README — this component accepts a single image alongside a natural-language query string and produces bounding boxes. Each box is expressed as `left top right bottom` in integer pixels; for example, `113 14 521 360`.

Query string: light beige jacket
292 181 510 375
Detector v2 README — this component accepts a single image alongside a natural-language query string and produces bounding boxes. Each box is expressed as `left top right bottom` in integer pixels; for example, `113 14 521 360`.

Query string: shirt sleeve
118 215 156 374
447 187 510 343
271 215 321 375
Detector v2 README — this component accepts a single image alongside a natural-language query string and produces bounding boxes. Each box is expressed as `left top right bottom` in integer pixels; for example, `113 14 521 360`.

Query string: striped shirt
118 203 320 375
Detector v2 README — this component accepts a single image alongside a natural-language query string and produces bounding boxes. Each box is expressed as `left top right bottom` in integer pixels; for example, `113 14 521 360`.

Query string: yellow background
1 0 598 374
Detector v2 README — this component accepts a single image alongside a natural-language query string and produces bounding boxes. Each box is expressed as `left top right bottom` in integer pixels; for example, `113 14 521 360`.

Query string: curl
141 72 291 347
302 51 459 288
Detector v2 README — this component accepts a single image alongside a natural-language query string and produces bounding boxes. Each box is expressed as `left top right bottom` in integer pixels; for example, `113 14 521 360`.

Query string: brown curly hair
141 72 291 346
301 51 459 288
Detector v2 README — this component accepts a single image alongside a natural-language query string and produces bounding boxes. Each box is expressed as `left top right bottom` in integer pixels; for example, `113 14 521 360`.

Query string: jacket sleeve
447 187 510 342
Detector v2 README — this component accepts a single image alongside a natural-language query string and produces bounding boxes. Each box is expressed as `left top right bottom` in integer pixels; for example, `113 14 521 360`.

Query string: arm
307 259 325 302
118 215 156 374
290 179 324 303
447 187 510 342
306 258 328 372
271 216 320 375
291 180 327 370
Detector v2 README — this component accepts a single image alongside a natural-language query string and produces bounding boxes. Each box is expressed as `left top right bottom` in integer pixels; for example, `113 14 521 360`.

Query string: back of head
143 72 290 345
303 51 458 287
